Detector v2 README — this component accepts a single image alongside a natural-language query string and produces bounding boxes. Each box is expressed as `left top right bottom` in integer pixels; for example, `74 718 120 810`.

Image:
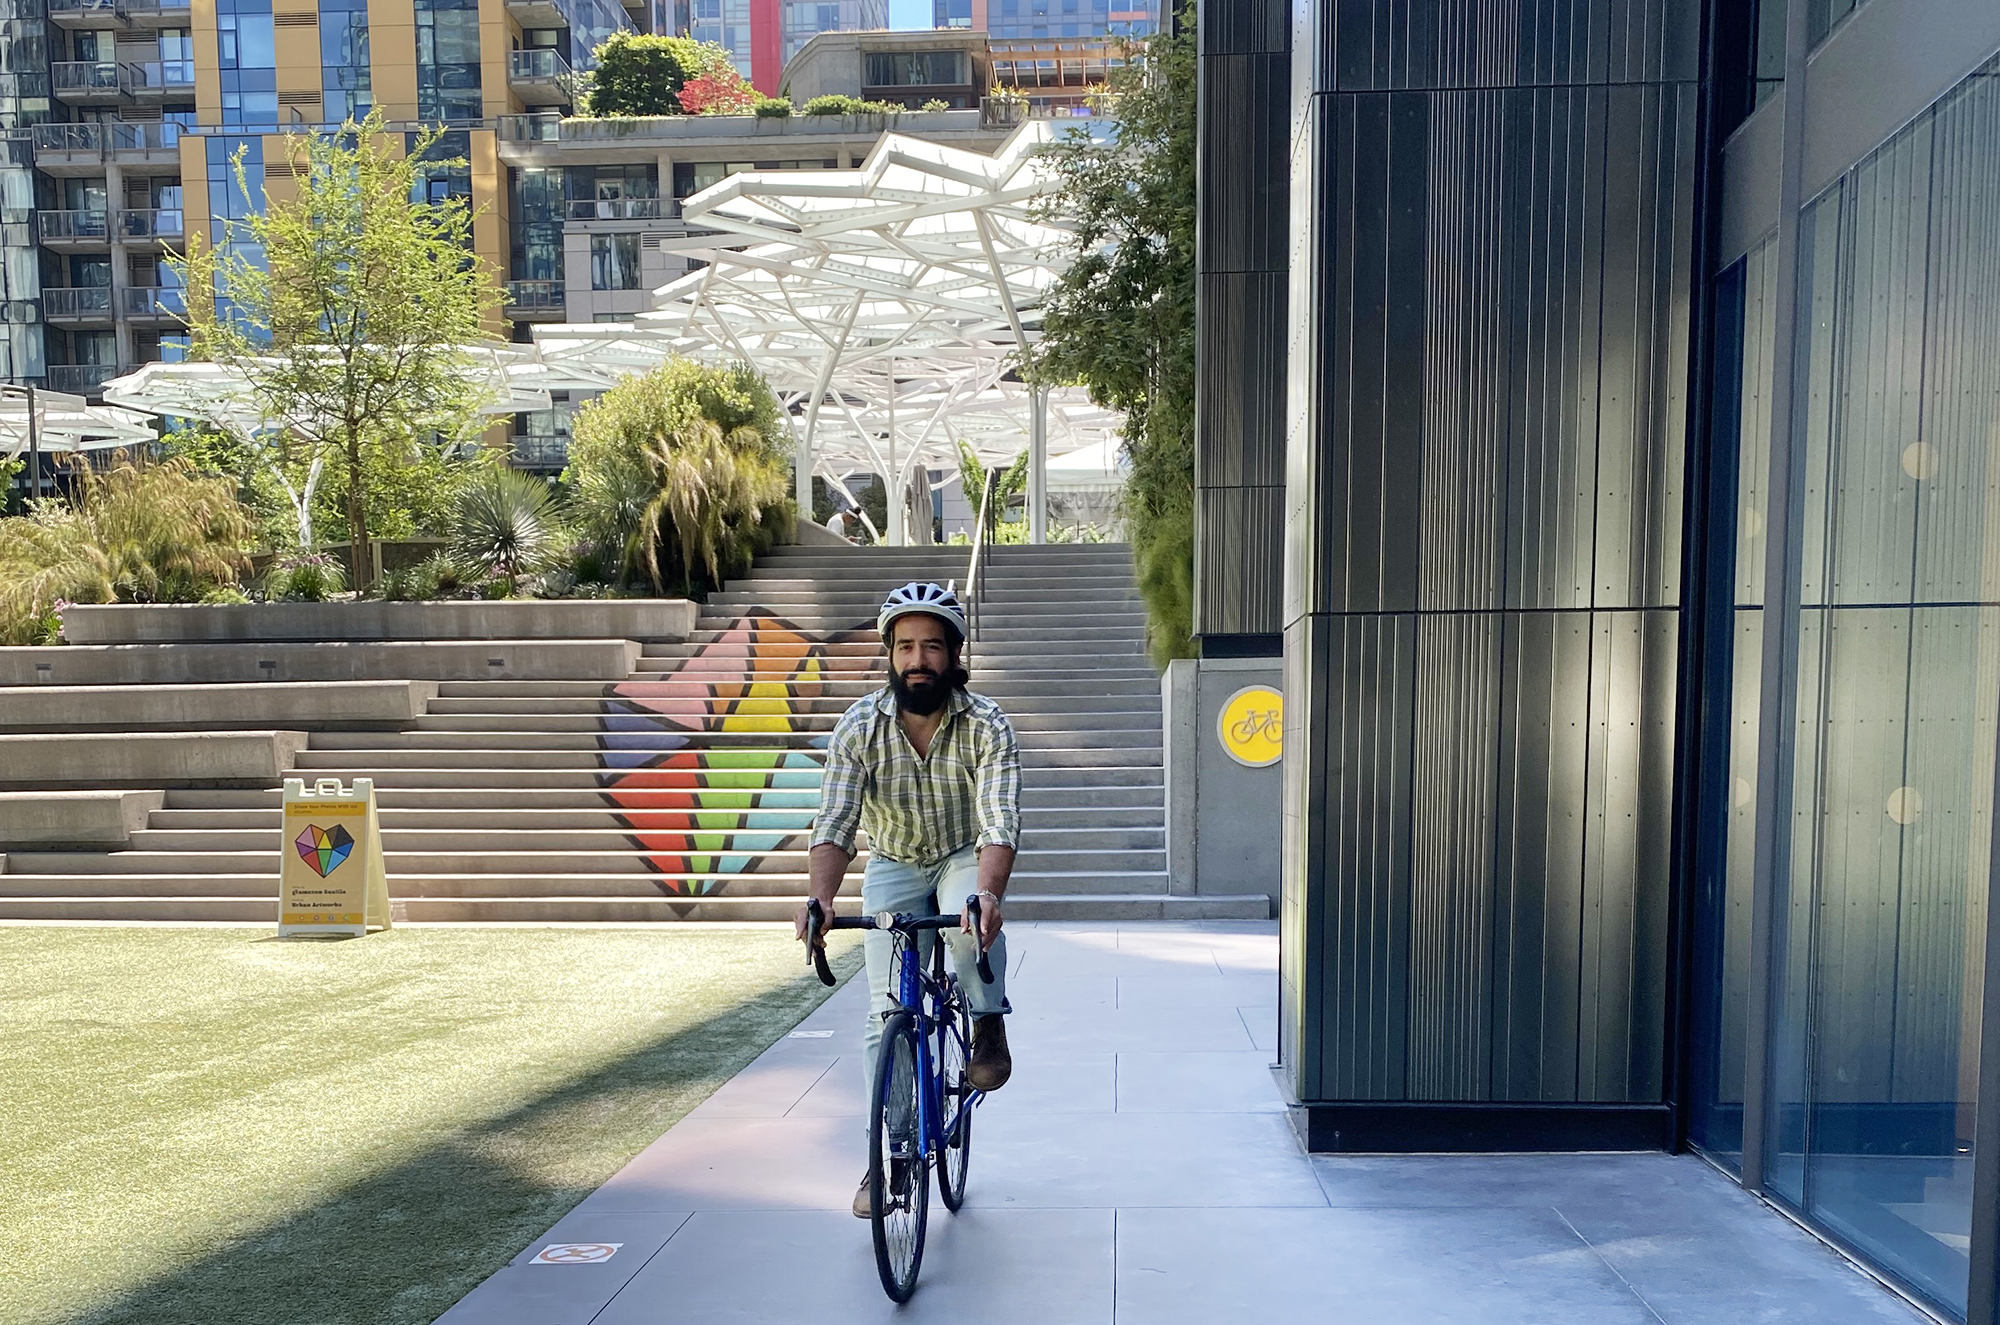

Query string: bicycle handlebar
803 897 996 986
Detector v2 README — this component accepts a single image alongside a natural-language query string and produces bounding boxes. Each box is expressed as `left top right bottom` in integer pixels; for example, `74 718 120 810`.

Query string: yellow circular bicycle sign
1218 685 1283 767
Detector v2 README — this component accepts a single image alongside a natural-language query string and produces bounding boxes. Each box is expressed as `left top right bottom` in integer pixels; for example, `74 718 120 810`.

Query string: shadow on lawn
70 953 861 1325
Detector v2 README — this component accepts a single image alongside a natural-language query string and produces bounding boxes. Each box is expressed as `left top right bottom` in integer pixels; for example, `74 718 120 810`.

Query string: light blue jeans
860 844 1009 1113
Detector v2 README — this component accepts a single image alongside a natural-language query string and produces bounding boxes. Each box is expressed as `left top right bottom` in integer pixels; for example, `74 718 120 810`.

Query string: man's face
888 614 956 714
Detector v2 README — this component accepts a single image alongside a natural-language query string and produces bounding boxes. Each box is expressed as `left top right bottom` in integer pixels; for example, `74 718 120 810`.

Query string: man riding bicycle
795 581 1018 1220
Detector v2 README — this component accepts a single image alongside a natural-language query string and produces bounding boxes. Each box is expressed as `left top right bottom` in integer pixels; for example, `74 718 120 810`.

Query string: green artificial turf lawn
0 925 863 1325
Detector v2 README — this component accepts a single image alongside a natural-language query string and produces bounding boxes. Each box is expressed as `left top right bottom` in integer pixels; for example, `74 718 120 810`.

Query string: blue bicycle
806 895 994 1301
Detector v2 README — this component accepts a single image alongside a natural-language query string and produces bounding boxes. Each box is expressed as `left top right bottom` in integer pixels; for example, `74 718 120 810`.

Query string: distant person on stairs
796 581 1019 1220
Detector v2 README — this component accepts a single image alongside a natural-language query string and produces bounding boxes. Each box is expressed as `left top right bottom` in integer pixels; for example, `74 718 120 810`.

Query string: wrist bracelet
976 890 1002 906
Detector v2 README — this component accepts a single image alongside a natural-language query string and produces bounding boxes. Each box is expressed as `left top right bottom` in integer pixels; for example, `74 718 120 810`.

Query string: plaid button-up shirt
810 686 1021 866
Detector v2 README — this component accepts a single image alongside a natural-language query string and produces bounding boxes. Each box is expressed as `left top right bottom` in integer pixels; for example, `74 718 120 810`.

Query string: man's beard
889 662 968 716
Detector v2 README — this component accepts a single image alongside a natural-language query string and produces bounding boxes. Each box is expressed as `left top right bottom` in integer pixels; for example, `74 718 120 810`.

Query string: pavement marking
533 1243 622 1265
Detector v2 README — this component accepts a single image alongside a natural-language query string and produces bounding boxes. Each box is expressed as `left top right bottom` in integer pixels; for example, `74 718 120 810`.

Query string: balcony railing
38 209 111 241
510 434 570 469
109 120 181 152
33 122 105 154
503 279 565 313
508 48 574 81
118 0 194 17
44 286 114 318
46 364 116 394
52 61 134 96
121 286 187 318
564 197 667 221
127 59 196 91
47 0 118 19
118 207 184 240
496 112 562 142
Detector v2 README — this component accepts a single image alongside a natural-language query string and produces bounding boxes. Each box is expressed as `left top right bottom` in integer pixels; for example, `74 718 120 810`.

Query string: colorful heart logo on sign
294 823 354 878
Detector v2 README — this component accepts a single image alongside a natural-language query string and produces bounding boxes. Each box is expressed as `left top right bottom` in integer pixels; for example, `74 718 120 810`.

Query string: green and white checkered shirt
810 686 1021 866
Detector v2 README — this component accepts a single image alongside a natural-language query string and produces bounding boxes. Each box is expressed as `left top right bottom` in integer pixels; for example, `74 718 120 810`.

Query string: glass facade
1694 47 2000 1322
987 0 1137 42
216 0 277 125
322 0 371 123
415 0 482 122
690 0 751 79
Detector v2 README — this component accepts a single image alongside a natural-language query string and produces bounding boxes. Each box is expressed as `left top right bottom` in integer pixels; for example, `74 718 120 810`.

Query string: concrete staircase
0 544 1267 921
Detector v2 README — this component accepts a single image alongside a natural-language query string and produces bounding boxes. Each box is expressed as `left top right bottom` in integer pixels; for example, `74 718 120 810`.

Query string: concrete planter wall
61 599 699 645
0 730 307 789
0 680 438 733
0 640 642 687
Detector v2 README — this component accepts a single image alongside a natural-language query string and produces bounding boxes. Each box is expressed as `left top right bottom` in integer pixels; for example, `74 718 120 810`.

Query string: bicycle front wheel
936 999 973 1212
869 1011 930 1302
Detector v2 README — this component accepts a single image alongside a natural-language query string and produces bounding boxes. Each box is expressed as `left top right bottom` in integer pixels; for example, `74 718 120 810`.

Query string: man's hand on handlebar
795 899 826 950
962 891 1002 953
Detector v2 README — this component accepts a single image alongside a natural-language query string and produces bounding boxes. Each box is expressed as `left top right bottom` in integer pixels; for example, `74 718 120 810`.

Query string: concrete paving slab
1115 1050 1288 1114
436 1211 690 1325
576 1115 866 1214
1238 1005 1279 1053
593 1208 1115 1325
1114 1205 1662 1325
1006 1001 1258 1054
963 1110 1328 1209
1115 972 1276 1008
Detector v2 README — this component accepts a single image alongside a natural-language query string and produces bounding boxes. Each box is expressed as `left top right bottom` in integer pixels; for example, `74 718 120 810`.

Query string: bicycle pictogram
532 1243 622 1265
1229 708 1281 744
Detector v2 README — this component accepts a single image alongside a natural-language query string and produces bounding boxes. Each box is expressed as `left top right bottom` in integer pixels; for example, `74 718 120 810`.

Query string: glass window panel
1763 54 2000 1319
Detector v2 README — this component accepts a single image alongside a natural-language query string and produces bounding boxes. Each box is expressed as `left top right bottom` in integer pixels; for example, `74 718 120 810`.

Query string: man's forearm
808 842 853 909
975 844 1015 901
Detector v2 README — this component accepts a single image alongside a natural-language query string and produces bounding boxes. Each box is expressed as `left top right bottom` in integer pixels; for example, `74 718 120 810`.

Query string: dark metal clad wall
1194 0 1290 637
1279 0 1700 1108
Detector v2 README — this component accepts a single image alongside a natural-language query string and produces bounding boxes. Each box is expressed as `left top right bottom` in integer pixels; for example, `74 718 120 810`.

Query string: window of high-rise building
415 0 481 122
321 0 371 123
216 0 277 124
864 51 967 86
590 233 641 290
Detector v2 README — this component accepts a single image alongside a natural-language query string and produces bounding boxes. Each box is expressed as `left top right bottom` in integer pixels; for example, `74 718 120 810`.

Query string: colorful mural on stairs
593 608 872 896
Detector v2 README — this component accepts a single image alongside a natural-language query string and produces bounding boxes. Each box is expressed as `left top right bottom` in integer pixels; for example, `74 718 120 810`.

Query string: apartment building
932 0 1153 43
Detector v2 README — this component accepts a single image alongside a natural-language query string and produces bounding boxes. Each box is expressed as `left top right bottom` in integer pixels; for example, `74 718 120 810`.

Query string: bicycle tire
936 998 973 1212
869 1011 929 1302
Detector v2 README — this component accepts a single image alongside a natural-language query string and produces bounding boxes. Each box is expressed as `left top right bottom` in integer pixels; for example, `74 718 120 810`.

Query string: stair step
0 892 1265 924
147 806 1164 831
421 695 1160 716
128 827 1164 853
163 782 1164 810
290 748 1161 773
6 846 1168 877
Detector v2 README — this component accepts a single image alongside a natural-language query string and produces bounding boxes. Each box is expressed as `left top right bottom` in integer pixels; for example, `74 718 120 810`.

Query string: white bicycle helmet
878 581 967 641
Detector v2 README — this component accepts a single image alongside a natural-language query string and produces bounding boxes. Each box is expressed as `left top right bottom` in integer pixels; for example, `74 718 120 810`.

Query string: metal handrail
962 467 998 660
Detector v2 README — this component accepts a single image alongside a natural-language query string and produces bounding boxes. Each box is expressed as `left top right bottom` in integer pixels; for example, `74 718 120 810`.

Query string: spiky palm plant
450 465 567 595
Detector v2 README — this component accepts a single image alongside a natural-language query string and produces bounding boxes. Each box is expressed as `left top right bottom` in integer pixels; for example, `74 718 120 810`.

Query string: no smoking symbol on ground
533 1243 622 1265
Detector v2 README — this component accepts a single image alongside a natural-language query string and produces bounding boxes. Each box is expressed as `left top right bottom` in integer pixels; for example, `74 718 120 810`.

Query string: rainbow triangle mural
294 822 354 878
595 610 870 896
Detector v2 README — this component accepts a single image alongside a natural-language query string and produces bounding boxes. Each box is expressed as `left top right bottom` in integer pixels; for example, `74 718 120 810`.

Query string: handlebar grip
805 898 836 987
966 895 995 985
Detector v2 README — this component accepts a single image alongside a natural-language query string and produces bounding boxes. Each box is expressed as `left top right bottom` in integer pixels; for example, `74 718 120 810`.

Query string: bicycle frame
886 928 982 1166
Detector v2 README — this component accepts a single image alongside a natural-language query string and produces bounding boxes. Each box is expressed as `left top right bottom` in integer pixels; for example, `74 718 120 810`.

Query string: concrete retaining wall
61 599 699 644
0 680 438 733
0 639 643 687
0 730 307 789
0 789 163 847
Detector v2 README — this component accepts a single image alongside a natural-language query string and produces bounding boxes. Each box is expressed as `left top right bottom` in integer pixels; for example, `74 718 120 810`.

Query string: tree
0 456 254 644
173 109 502 588
582 34 746 116
566 358 794 596
1026 12 1196 664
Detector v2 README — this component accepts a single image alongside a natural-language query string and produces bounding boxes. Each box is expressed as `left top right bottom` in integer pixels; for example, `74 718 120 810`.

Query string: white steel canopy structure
0 384 161 501
531 120 1122 544
99 349 553 547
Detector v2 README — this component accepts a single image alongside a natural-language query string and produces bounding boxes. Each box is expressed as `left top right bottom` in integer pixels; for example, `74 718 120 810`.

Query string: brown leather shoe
968 1014 1012 1091
852 1174 873 1219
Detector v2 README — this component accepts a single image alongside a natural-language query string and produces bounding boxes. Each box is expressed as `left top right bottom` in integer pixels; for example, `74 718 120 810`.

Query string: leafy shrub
451 466 568 594
374 564 419 601
754 97 793 118
200 583 253 604
476 577 514 600
409 550 475 600
801 94 901 117
921 99 951 112
566 357 793 597
265 551 348 602
0 456 254 644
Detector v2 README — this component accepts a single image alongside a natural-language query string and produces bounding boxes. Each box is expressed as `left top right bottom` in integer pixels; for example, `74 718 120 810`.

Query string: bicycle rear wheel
936 998 973 1212
869 1011 929 1302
